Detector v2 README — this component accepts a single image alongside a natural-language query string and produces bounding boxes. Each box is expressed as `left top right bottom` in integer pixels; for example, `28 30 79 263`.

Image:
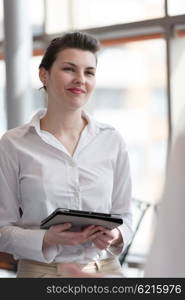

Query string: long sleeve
0 136 58 263
109 139 133 255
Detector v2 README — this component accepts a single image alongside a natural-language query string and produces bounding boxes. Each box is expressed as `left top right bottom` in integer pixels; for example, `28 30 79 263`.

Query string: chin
68 99 87 110
66 104 84 112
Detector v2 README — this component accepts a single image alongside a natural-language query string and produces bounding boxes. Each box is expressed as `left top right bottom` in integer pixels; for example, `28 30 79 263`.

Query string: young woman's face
40 48 97 111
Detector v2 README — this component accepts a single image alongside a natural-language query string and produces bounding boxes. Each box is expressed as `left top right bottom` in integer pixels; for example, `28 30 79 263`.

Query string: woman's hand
42 223 103 250
91 227 123 250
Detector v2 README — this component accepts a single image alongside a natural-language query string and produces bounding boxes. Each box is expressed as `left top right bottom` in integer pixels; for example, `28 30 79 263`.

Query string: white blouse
0 109 132 264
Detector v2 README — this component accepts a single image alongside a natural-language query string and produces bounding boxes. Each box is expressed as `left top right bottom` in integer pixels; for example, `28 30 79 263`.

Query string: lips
67 88 85 94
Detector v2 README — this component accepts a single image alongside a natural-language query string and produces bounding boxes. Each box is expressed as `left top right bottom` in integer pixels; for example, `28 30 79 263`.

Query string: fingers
47 224 112 247
93 238 110 250
92 228 122 249
81 225 102 237
83 225 108 243
50 223 72 233
77 225 100 242
92 232 113 249
88 231 104 241
54 225 102 246
83 225 97 233
91 226 107 232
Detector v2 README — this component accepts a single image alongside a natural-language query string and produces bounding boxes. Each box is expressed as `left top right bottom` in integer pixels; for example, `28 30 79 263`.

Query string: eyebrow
63 61 96 70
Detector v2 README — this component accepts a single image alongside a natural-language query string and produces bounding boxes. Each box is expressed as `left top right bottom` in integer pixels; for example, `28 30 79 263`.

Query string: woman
0 32 132 277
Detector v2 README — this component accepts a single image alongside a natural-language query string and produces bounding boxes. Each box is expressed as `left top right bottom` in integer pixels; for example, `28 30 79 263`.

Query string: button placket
74 166 81 209
67 159 81 209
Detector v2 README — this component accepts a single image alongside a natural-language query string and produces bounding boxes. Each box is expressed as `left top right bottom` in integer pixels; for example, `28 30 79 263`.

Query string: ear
39 67 48 87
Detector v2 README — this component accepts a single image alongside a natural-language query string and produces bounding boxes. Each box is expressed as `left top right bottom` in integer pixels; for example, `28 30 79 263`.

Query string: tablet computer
40 208 123 231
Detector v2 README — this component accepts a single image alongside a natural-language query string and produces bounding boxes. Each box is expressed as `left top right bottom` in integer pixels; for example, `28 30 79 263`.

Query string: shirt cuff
11 228 57 263
108 223 133 256
107 242 124 256
42 244 59 262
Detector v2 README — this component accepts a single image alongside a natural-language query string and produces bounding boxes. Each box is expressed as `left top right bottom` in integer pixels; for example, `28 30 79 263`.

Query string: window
30 0 44 35
168 0 185 15
45 0 70 34
171 35 185 132
43 0 165 33
0 0 3 40
72 0 165 29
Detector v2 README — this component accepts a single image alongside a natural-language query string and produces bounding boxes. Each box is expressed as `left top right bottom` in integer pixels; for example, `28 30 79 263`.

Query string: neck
40 106 86 137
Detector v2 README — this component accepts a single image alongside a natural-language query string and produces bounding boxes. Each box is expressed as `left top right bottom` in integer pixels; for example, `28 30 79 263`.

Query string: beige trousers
17 257 124 278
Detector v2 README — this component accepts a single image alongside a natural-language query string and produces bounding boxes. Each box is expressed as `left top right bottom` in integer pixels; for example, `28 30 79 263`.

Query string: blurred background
0 0 185 277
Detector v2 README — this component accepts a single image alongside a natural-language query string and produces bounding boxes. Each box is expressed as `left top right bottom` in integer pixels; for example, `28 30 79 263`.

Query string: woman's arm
0 136 54 262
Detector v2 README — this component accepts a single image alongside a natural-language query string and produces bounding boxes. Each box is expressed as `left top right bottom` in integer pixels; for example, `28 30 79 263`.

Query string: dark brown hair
39 31 100 71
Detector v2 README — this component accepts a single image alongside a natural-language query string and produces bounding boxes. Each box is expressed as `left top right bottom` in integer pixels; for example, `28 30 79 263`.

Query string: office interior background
0 0 185 277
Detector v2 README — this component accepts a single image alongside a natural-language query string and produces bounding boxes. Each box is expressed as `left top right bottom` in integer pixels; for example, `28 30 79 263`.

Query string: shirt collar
82 110 114 135
29 109 47 135
25 108 114 136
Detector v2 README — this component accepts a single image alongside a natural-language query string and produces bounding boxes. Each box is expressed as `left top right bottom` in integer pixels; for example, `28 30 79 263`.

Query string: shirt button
69 161 76 167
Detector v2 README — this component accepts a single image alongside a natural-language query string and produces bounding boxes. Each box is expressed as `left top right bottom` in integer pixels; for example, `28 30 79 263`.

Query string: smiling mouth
67 88 85 95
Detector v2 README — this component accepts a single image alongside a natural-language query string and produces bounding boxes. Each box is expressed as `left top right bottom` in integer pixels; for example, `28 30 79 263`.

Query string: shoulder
88 112 126 141
94 121 124 141
0 124 29 149
93 118 127 149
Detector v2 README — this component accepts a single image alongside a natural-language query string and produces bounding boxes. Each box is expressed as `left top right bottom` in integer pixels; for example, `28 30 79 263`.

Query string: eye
85 71 95 76
62 67 75 72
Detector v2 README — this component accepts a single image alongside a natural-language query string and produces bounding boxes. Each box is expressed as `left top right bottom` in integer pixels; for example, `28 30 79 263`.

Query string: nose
73 71 85 84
